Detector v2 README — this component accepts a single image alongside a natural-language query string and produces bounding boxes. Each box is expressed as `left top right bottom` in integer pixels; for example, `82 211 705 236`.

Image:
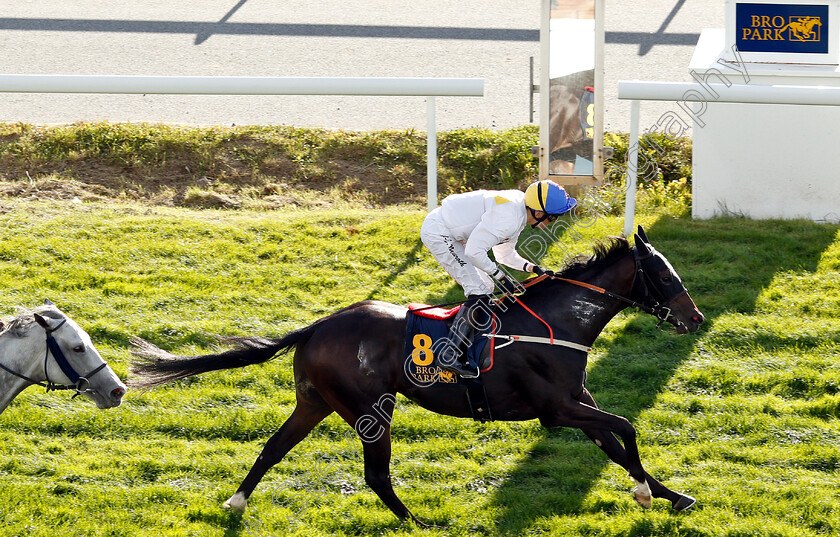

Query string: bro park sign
736 3 829 53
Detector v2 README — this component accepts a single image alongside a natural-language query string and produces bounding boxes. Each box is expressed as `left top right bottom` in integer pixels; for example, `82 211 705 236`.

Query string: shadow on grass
183 507 245 536
365 238 426 302
487 216 839 535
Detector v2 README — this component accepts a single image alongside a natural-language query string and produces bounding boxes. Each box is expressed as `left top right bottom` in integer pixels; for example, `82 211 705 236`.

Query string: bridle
476 244 689 367
527 244 688 328
630 243 689 327
0 318 109 395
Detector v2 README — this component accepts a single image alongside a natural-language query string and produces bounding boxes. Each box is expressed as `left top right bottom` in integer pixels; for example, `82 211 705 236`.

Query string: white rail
0 75 486 211
617 80 840 236
618 80 840 105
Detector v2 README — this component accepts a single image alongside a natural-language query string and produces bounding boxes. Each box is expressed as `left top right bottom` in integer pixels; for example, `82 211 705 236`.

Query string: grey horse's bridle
0 318 108 395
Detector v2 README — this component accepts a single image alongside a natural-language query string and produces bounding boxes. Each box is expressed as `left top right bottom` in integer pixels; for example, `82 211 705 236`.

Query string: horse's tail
128 325 317 391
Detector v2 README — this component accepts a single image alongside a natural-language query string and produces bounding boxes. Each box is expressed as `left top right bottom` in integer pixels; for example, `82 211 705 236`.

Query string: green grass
0 122 690 212
0 198 839 537
0 123 541 208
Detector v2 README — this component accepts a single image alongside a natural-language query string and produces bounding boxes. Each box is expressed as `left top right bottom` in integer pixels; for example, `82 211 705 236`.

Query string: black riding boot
439 294 492 378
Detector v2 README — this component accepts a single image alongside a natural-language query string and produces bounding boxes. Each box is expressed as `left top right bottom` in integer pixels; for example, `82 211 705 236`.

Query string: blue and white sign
736 3 829 53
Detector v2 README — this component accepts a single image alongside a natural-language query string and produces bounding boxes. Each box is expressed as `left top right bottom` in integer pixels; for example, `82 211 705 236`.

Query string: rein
552 246 685 327
487 275 593 353
0 318 108 395
553 276 659 317
486 246 685 352
413 245 685 355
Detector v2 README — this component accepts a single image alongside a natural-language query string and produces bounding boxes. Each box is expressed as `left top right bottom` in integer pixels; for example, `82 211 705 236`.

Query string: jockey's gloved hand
492 269 519 295
531 265 555 278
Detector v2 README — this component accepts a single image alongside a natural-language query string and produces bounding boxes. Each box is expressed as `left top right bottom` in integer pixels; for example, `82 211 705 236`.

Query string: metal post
426 96 438 212
623 99 640 237
529 56 538 124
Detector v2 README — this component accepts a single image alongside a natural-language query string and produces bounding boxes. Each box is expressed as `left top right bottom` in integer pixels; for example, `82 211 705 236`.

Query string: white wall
692 102 840 222
689 25 840 223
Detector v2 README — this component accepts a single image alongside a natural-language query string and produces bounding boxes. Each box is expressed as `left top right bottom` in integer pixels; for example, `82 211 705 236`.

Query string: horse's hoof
673 494 697 511
633 492 652 509
632 479 652 509
223 492 248 513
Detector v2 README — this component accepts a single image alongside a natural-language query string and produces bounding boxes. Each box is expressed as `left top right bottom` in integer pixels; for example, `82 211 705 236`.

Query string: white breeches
420 210 495 296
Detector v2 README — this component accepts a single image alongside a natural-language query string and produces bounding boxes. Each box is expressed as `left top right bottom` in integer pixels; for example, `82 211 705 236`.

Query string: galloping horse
130 226 704 525
0 300 126 414
786 16 822 41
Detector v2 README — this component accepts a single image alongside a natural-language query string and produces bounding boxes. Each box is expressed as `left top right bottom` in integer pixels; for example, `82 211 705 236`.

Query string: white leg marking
223 491 248 513
633 479 652 509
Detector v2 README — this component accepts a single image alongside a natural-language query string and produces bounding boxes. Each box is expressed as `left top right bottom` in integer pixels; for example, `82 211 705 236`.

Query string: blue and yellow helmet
525 180 577 216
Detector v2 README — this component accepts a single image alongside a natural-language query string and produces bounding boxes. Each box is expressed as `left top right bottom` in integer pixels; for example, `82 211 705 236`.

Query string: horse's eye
73 345 85 353
661 276 673 284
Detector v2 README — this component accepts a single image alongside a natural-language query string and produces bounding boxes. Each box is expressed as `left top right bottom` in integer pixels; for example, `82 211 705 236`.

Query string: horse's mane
0 305 63 338
552 236 632 280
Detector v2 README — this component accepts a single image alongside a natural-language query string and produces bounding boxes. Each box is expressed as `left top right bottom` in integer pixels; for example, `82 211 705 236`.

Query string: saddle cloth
406 302 461 320
404 305 490 386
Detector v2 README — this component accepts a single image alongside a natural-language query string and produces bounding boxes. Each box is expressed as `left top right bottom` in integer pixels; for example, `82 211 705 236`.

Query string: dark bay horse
129 226 704 525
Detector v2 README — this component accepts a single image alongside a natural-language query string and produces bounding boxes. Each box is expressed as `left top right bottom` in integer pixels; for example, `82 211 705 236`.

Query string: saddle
406 303 462 320
404 304 494 422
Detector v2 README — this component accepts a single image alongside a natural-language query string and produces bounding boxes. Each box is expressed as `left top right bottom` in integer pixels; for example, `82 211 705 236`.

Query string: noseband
0 317 109 395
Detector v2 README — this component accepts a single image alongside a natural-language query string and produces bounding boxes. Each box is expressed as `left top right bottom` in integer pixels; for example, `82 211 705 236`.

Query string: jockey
420 180 577 377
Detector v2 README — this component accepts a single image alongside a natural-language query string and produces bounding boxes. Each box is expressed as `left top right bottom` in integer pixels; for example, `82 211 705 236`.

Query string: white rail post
623 100 640 238
426 96 438 212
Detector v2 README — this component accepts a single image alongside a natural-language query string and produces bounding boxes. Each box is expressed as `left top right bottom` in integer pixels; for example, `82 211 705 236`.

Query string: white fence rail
0 75 485 211
618 80 840 105
617 80 840 235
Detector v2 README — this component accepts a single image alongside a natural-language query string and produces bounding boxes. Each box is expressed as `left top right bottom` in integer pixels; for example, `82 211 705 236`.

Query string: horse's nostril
112 387 126 398
691 315 704 324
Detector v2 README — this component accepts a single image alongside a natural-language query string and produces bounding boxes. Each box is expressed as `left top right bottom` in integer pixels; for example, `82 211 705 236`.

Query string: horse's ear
634 234 652 256
636 225 650 244
34 313 50 329
43 298 54 306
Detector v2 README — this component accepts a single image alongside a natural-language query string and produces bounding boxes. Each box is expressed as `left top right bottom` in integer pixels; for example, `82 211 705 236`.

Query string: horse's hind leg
575 388 696 511
361 426 435 527
315 389 428 526
224 400 333 513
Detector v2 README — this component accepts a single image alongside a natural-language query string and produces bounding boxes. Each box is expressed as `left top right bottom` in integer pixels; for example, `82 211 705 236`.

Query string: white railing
0 74 485 211
617 80 840 235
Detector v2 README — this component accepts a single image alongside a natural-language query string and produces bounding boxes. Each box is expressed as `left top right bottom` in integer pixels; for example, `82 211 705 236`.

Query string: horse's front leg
358 425 434 527
539 393 649 501
575 388 696 511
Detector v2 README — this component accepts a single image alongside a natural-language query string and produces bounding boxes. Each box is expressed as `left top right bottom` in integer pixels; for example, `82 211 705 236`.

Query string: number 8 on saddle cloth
403 305 490 387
